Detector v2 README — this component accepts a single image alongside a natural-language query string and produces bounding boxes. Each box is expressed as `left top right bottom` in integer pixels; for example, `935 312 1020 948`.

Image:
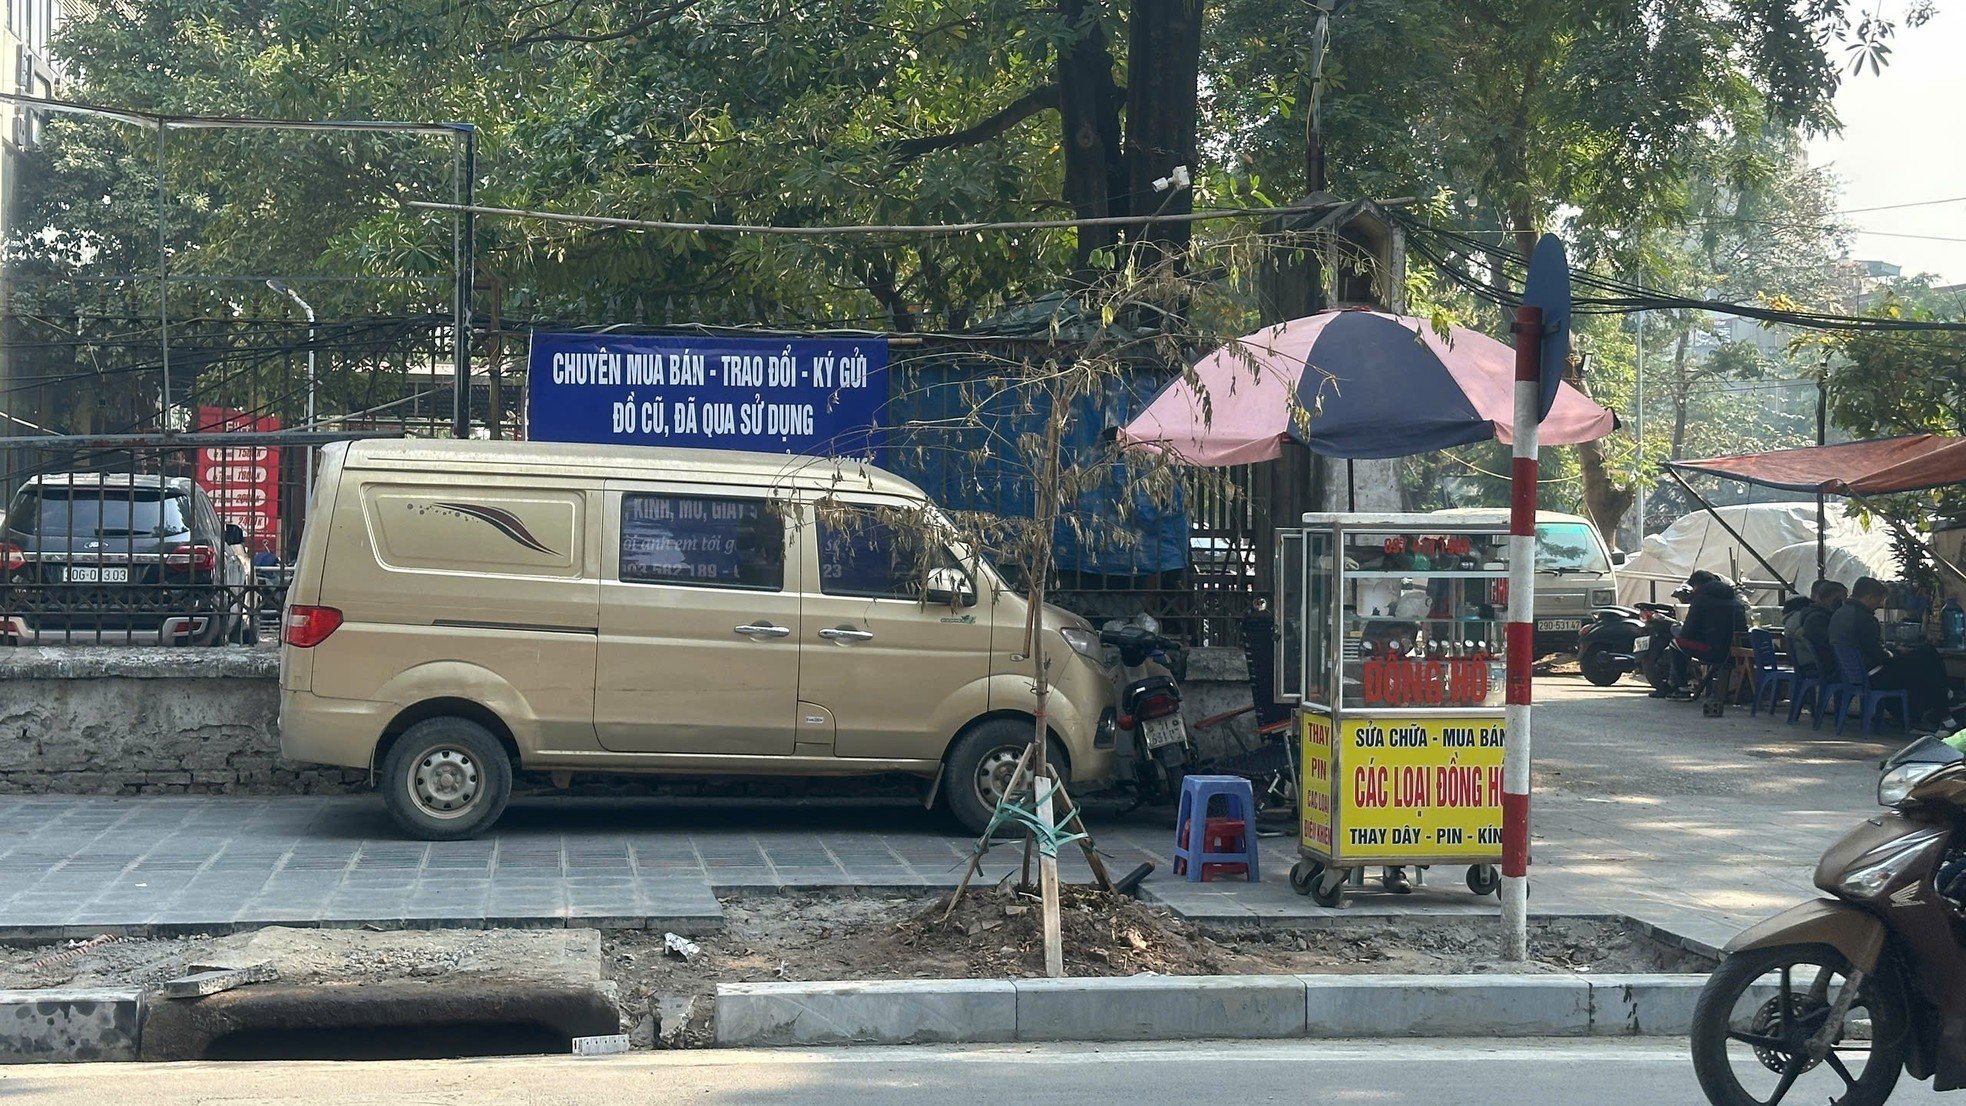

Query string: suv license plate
1537 618 1583 633
64 566 129 584
1142 715 1186 750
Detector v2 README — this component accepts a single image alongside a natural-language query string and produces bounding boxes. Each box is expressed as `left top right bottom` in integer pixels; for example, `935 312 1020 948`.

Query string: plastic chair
1172 775 1259 883
1748 629 1796 717
1785 674 1823 726
1821 644 1911 735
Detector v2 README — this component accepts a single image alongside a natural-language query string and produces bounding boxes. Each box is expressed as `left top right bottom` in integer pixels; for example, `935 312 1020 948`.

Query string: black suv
0 473 257 645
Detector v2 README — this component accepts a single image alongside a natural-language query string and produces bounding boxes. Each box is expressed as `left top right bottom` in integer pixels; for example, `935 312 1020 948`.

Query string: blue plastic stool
1172 775 1259 883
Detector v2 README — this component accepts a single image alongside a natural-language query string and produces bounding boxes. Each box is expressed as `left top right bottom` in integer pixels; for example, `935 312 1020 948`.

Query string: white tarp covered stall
1617 501 1898 606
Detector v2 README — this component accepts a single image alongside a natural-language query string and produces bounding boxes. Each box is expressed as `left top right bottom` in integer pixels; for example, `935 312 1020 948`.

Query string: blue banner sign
526 333 888 458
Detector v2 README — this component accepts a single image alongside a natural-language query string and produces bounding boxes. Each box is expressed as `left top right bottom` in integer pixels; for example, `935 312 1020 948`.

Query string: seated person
1779 593 1813 666
1655 571 1744 699
1783 579 1845 681
1830 576 1950 726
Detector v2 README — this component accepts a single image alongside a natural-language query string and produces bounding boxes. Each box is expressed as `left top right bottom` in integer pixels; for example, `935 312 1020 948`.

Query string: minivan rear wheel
380 717 513 841
945 718 1066 837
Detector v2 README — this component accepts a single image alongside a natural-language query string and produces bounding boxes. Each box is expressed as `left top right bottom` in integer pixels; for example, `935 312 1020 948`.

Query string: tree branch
890 84 1060 165
506 0 704 49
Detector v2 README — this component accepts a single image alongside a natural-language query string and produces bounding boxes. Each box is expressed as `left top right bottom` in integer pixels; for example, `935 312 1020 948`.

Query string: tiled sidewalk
0 679 1909 945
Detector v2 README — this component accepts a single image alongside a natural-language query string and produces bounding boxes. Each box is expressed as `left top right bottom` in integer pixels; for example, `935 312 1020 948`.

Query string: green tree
1208 0 1929 539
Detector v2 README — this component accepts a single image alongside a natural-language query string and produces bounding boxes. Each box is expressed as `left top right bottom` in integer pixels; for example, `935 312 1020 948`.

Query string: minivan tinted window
818 506 962 600
618 493 782 590
7 487 192 540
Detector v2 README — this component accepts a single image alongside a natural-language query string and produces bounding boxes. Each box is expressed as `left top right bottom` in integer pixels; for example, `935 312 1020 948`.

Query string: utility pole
1304 0 1352 193
266 279 317 499
1633 306 1645 545
451 125 477 440
1817 359 1829 579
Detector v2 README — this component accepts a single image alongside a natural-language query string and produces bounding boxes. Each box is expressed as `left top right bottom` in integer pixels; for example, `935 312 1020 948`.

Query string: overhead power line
1395 215 1966 334
1836 193 1966 215
401 196 1415 237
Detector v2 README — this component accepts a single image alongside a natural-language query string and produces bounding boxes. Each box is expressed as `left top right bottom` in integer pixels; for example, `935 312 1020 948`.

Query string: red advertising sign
195 407 281 553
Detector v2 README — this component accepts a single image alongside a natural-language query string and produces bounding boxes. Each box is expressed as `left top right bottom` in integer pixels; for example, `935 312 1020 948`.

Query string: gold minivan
279 439 1116 839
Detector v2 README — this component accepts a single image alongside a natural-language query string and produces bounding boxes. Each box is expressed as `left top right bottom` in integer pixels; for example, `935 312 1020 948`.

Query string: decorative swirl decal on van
415 501 559 556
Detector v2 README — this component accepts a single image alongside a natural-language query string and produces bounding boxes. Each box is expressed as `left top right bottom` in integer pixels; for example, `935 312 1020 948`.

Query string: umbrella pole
1347 460 1356 511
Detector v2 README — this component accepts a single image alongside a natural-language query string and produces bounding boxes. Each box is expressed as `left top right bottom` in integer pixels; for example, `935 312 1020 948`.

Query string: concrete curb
0 988 144 1063
713 972 1714 1048
717 979 1016 1047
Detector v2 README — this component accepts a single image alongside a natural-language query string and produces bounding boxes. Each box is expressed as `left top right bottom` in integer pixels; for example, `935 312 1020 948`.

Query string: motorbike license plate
1141 715 1186 750
64 566 129 584
1537 618 1583 633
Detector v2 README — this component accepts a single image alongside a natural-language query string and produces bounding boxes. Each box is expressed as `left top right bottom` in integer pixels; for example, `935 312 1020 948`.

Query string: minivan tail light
165 543 217 573
0 543 22 573
284 605 343 648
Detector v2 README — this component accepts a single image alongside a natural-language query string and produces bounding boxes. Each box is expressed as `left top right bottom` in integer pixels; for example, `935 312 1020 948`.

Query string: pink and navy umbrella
1117 310 1616 465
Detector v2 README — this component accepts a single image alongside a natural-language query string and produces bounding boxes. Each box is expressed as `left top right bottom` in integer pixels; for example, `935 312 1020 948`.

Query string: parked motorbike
1690 734 1966 1105
1098 614 1193 804
1572 601 1682 687
1577 599 1683 688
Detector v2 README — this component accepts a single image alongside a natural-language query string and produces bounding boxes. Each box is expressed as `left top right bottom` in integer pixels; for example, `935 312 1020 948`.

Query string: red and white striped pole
1502 303 1543 962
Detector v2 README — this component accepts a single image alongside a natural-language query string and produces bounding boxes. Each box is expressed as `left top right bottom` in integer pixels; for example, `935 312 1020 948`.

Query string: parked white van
1428 508 1624 654
279 439 1116 839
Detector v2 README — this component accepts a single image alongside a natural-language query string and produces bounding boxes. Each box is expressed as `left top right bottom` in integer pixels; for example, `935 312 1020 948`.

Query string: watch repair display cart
1275 513 1512 908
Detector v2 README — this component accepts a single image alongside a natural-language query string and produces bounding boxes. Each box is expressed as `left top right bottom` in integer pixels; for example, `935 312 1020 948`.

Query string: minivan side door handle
734 622 792 638
818 627 875 642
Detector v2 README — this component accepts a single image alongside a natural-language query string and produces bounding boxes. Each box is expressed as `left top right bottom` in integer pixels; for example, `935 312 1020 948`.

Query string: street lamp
266 279 317 499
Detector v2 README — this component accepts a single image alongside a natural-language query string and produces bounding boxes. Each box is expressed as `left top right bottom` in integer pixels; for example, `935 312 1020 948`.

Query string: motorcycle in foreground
1691 734 1966 1105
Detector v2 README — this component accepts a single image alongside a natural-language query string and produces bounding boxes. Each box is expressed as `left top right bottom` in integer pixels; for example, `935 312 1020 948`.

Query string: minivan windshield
1535 522 1610 574
6 488 192 539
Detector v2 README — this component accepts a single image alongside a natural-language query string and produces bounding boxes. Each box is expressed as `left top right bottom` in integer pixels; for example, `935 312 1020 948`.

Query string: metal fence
0 321 1268 647
0 434 375 645
0 439 1265 649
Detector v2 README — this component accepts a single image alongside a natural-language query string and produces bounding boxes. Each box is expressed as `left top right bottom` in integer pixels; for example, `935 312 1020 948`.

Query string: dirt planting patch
2 888 1709 1052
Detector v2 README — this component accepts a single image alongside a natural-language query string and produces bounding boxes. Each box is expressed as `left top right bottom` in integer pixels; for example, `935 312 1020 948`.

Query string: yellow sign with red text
1300 712 1505 862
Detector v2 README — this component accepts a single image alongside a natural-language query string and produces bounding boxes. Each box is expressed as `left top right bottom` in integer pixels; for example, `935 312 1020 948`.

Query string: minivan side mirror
223 522 247 547
925 566 978 608
1610 550 1628 567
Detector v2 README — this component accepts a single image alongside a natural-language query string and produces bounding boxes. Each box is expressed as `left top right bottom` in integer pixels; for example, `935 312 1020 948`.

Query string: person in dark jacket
1780 593 1815 670
1654 571 1747 698
1784 579 1845 681
1829 576 1949 725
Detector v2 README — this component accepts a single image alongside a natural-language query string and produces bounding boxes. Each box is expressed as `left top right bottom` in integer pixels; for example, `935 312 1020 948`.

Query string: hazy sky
1807 6 1966 284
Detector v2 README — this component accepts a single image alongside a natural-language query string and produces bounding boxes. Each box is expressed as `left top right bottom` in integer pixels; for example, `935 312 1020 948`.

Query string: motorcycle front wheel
1642 650 1676 692
1690 943 1907 1106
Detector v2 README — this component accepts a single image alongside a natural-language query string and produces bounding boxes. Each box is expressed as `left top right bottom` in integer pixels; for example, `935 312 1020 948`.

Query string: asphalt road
1 1040 1955 1105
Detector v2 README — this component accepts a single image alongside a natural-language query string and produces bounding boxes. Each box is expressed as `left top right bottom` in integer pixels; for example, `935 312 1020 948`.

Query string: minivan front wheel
945 718 1066 837
380 717 513 841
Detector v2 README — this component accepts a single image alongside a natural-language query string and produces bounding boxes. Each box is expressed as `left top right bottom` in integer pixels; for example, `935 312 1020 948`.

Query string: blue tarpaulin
883 356 1188 576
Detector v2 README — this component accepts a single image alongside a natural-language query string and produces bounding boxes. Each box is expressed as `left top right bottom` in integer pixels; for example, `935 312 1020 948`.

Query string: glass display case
1277 513 1512 908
